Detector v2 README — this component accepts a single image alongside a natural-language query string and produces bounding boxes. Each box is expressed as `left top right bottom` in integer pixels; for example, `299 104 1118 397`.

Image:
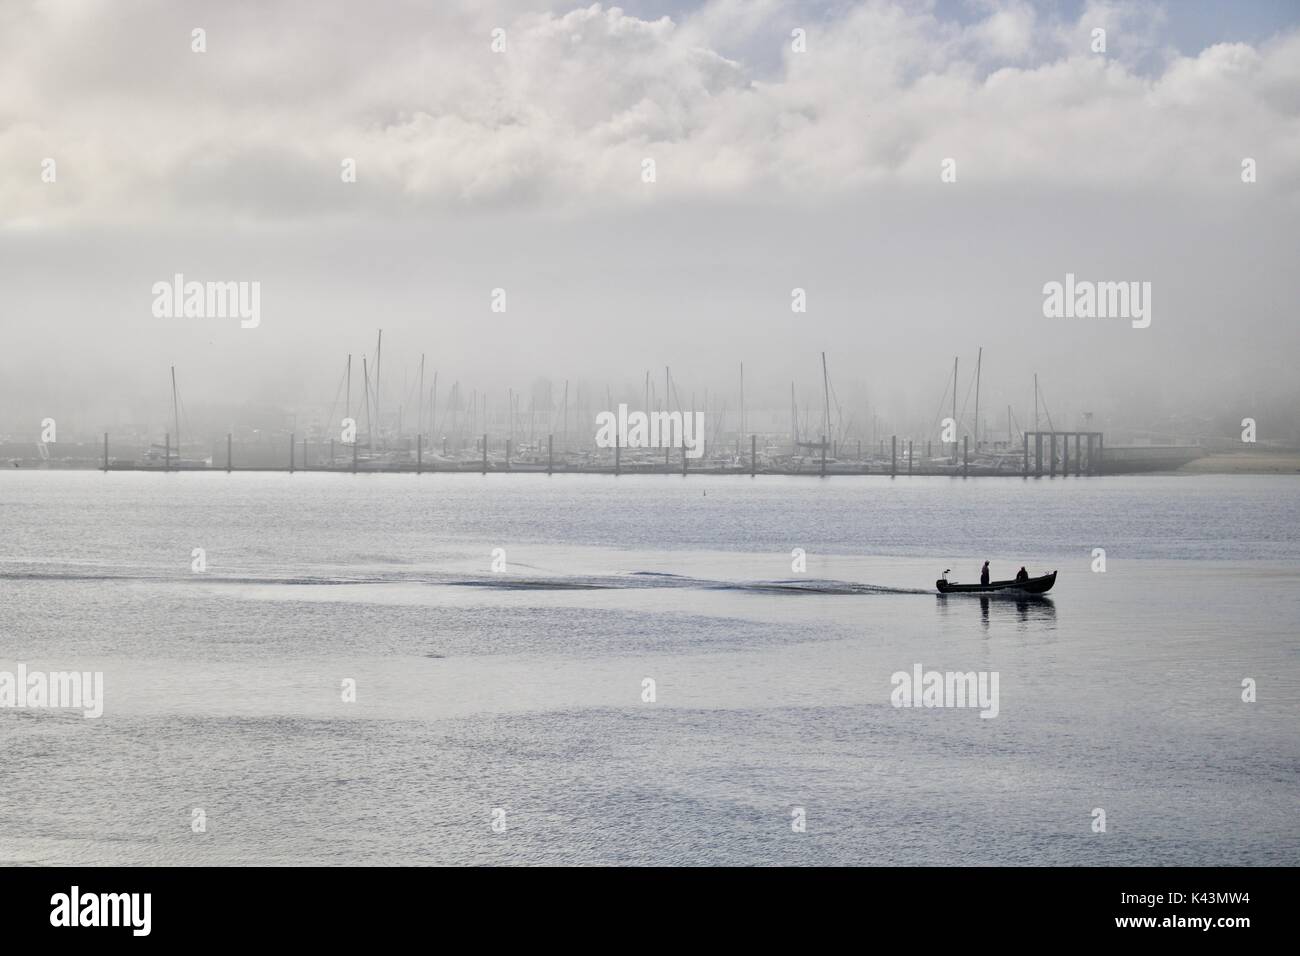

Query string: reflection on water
936 593 1057 631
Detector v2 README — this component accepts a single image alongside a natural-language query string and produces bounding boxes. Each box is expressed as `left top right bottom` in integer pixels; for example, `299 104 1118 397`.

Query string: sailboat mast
791 381 797 448
951 356 958 462
973 347 982 452
740 362 745 441
374 329 382 448
821 352 831 447
363 357 373 455
171 365 180 459
418 354 425 440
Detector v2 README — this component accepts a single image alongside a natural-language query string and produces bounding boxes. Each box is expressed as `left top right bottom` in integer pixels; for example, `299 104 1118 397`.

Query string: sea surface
0 470 1297 866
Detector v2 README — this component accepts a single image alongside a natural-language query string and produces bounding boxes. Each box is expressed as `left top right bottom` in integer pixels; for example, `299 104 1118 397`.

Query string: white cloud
1 0 1297 226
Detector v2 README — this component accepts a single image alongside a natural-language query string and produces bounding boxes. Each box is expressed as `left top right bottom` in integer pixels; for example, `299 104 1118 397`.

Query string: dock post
352 438 358 473
1035 433 1043 477
1097 433 1103 474
615 434 621 476
289 433 295 473
820 435 826 478
548 435 553 475
908 440 913 476
682 441 687 476
963 436 968 477
1062 433 1069 476
751 434 756 477
416 434 422 474
104 433 109 471
1074 434 1081 476
891 435 897 477
1023 432 1028 477
482 434 488 474
1086 433 1094 475
1049 433 1056 478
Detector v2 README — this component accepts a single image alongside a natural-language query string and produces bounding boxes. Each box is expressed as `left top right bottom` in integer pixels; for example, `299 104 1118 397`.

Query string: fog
2 0 1297 444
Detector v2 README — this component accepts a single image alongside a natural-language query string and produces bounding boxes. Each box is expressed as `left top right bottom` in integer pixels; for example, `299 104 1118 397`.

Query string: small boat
935 570 1057 594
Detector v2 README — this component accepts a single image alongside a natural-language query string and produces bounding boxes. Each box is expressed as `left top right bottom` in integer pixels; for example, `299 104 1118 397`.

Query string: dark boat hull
935 570 1057 594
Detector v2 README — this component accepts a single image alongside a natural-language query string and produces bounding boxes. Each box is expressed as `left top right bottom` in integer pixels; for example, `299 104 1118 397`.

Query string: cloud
1 0 1298 226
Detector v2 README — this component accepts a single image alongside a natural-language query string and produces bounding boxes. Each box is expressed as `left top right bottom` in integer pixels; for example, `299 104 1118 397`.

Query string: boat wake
0 561 931 596
446 573 931 595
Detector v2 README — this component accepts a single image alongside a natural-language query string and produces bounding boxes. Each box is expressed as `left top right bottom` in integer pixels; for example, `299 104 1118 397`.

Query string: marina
1 347 1218 477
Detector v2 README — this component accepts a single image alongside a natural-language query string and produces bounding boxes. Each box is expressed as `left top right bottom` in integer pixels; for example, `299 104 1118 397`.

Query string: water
1 471 1297 865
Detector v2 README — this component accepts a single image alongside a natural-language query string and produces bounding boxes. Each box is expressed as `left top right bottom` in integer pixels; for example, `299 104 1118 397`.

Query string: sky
1 0 1297 442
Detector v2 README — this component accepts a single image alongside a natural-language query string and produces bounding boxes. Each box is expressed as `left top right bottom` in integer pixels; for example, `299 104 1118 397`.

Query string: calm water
1 471 1297 865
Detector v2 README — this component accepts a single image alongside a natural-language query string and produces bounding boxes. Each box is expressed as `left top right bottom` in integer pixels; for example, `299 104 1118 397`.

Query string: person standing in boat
980 561 990 586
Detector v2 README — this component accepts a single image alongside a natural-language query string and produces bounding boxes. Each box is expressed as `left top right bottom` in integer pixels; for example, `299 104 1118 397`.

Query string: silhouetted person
980 561 990 586
1015 566 1029 583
